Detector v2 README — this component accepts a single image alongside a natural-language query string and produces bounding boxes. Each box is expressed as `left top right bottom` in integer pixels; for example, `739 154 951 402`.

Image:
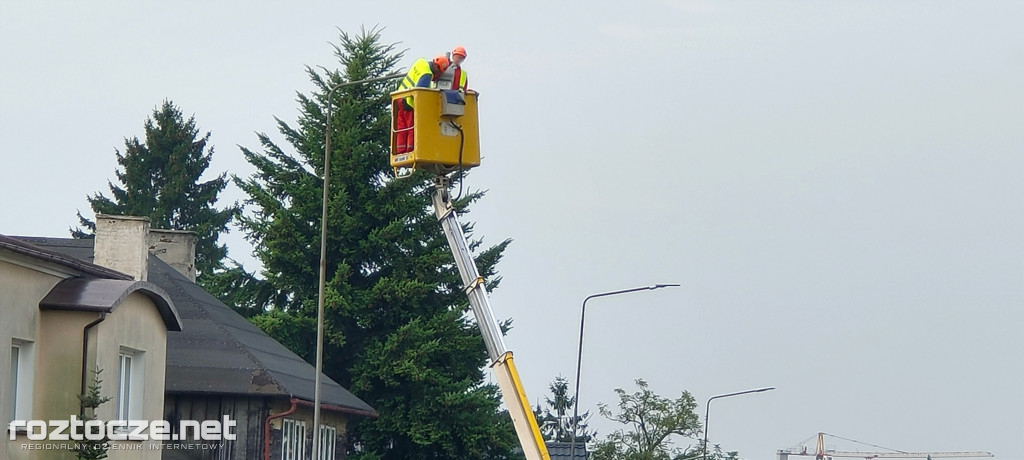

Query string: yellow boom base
493 352 550 460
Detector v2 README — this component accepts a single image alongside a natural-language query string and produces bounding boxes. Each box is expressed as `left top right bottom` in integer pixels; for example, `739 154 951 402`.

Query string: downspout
264 398 299 460
81 313 107 416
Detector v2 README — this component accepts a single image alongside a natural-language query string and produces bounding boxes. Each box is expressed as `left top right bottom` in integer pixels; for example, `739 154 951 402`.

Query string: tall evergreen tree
73 100 239 282
232 28 516 459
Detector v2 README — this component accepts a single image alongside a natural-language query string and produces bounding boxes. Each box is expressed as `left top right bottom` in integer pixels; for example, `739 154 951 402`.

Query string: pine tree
232 27 516 459
73 100 239 282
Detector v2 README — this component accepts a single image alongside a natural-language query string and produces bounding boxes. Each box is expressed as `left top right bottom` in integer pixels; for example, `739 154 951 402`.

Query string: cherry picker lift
390 87 551 460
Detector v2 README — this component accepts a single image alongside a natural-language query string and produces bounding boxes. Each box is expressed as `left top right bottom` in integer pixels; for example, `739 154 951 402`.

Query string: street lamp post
312 71 403 460
702 387 775 460
569 283 681 460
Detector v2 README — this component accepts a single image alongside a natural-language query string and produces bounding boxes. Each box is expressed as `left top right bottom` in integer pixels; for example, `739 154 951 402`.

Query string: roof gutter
264 398 298 460
292 397 378 418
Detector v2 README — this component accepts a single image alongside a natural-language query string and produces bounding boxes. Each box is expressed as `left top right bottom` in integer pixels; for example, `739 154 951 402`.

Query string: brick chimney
94 214 150 281
148 229 198 282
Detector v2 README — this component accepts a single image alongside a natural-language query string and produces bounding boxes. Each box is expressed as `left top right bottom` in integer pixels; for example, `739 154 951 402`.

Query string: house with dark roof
1 233 181 460
14 215 376 460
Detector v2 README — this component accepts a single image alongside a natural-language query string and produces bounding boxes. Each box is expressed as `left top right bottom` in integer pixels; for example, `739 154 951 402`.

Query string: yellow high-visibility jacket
400 58 433 107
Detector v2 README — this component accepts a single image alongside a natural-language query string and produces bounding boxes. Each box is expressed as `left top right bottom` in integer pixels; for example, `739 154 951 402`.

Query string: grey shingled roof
546 442 590 459
17 236 376 417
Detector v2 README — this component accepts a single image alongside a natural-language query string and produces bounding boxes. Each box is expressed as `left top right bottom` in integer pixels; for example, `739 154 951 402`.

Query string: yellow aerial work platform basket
390 88 480 177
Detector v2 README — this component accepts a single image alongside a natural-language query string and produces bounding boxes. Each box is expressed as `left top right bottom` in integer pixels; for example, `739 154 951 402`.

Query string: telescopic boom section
432 179 550 460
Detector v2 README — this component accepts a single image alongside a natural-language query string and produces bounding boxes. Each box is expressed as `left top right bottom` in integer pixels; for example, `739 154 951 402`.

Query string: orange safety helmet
452 46 467 58
432 55 451 73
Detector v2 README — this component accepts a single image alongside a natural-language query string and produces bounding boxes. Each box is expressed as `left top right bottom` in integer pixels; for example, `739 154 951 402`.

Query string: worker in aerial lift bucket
434 46 470 125
436 46 468 92
394 54 450 154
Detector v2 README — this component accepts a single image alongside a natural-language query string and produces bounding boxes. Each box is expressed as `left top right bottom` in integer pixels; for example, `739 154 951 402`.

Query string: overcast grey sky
2 1 1021 458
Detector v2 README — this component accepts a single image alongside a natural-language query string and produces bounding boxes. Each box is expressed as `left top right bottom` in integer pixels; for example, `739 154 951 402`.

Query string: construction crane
389 85 550 460
778 433 994 460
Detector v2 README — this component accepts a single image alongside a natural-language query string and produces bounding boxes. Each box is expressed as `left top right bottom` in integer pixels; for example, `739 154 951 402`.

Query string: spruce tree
73 100 239 282
537 376 594 443
232 28 516 459
72 368 111 459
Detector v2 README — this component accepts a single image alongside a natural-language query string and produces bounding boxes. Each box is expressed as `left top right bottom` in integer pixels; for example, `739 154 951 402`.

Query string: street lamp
702 387 775 460
313 71 403 460
569 283 681 460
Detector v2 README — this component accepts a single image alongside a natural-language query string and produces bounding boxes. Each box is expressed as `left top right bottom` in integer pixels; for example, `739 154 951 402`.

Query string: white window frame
281 418 307 460
10 339 34 421
116 347 145 422
318 424 337 460
8 344 17 420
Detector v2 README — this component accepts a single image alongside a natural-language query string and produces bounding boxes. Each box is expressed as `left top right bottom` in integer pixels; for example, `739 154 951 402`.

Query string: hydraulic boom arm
432 178 550 460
